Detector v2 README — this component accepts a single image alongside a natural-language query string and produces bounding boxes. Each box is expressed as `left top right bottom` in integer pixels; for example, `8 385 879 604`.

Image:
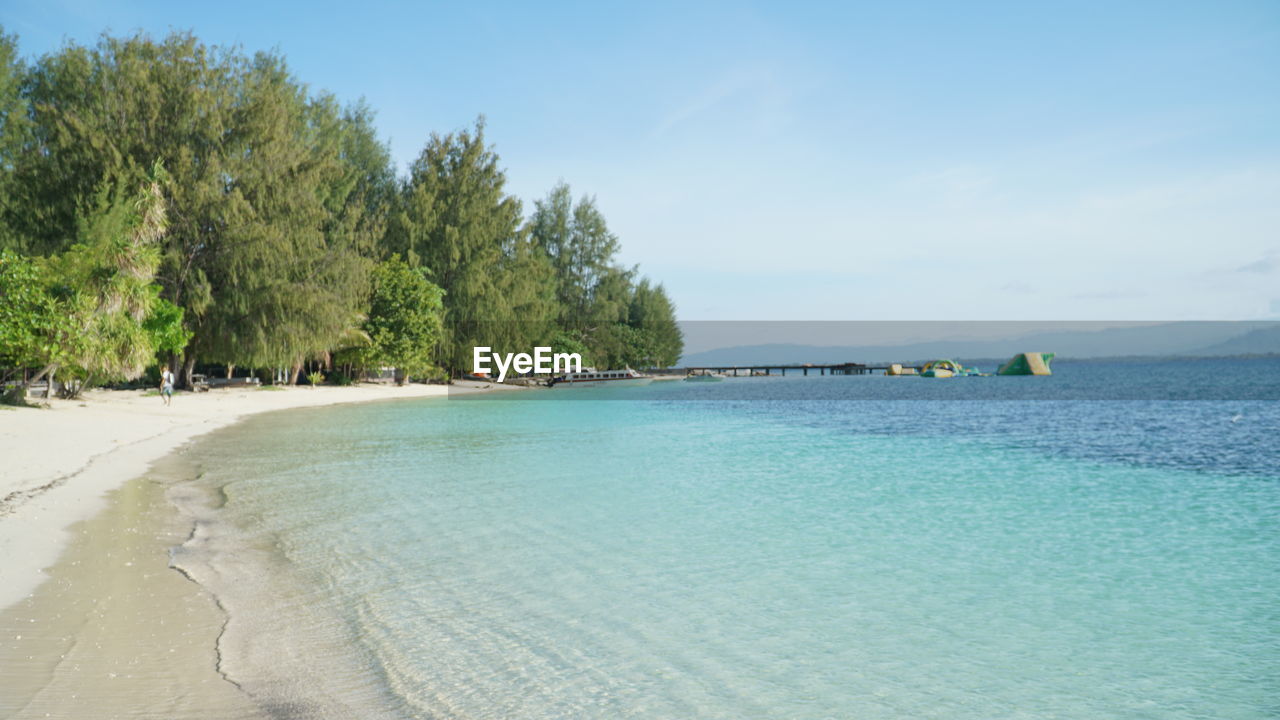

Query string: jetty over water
659 363 925 376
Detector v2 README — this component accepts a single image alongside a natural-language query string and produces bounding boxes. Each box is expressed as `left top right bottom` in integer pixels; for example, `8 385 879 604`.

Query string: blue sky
5 1 1278 321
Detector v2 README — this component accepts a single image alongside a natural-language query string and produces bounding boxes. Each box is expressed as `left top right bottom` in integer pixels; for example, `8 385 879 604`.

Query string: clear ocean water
172 358 1280 719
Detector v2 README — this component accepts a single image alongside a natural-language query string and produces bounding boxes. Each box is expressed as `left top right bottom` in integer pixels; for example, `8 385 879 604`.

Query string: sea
168 357 1280 719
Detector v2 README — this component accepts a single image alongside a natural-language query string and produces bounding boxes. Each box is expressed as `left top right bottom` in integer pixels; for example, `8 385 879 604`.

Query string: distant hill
680 322 1279 366
1188 325 1280 356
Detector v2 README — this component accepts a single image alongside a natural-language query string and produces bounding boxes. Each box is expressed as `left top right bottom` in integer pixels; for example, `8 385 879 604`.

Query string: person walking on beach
160 367 174 406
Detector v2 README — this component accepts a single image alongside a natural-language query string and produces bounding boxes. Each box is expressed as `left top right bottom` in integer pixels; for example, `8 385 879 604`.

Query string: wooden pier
659 363 924 377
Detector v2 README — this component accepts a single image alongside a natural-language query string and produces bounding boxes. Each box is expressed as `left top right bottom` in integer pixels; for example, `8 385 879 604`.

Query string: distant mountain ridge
1190 325 1280 356
679 322 1280 366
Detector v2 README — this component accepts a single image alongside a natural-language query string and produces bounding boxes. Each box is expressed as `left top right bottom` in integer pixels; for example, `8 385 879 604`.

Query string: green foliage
0 166 173 399
47 169 169 382
562 281 683 370
547 330 592 369
387 119 555 372
0 27 29 251
341 255 444 380
589 323 647 370
529 182 682 368
307 370 325 387
629 279 683 367
189 51 373 370
0 250 77 378
0 28 682 389
530 182 628 330
143 295 191 356
8 31 379 376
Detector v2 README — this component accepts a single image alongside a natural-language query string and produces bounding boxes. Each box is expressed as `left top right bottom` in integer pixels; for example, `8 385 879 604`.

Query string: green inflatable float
997 352 1054 376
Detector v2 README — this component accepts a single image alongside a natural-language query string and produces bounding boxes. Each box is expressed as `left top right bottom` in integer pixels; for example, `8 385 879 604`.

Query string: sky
4 0 1279 322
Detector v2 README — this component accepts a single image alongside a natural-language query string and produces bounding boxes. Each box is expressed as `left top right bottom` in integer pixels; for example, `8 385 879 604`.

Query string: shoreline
0 381 511 613
0 466 264 718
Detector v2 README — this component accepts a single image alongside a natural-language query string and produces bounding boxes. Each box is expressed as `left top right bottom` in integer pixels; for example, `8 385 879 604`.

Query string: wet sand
0 461 264 719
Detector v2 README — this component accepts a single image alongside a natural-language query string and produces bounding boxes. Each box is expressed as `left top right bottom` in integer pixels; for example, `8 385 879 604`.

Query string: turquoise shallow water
176 359 1280 719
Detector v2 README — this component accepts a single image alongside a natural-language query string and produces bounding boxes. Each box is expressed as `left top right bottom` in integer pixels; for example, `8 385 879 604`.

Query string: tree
143 296 192 360
629 278 683 367
387 118 554 373
529 182 627 330
497 235 561 361
342 255 444 382
44 169 170 394
1 168 173 401
0 28 682 389
0 27 28 251
590 323 644 371
529 182 652 365
547 330 592 369
9 32 375 386
0 250 77 401
316 98 397 259
189 52 371 382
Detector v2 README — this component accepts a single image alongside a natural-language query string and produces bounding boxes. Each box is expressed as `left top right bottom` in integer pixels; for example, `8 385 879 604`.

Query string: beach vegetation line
0 27 682 401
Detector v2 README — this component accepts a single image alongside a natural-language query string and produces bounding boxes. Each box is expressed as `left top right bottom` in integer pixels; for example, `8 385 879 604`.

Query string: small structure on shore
997 352 1054 376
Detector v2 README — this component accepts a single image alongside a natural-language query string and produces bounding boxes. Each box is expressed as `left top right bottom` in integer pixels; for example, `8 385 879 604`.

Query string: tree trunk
59 374 87 400
27 363 57 388
181 353 197 389
289 365 302 385
226 364 235 379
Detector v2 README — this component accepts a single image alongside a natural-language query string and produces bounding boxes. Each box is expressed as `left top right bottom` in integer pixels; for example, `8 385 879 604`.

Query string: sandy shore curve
0 381 503 612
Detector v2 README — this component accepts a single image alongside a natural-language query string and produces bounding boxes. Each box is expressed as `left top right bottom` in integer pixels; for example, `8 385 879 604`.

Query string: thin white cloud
652 77 749 137
650 65 791 138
